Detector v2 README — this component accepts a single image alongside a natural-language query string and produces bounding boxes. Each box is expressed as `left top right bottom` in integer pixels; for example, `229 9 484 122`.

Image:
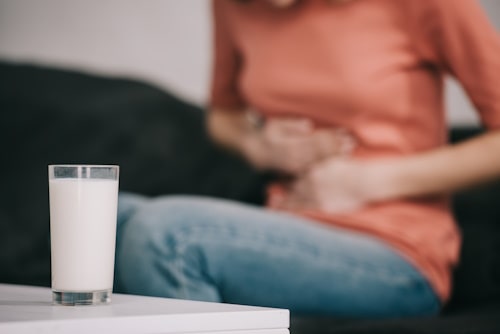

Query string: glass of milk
48 165 119 306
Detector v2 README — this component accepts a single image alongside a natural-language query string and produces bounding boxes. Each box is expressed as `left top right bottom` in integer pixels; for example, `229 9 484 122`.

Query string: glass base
52 289 111 306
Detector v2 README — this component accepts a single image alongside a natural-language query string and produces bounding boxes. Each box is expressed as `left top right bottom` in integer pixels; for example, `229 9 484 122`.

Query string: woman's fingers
314 128 356 159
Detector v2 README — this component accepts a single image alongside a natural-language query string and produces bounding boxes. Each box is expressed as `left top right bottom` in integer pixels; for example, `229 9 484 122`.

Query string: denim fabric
114 193 440 317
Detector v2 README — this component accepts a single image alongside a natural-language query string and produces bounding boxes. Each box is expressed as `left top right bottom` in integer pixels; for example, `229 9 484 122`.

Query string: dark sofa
1 62 499 333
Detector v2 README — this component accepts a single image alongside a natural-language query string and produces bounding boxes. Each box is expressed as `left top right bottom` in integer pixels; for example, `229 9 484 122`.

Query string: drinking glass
48 165 119 305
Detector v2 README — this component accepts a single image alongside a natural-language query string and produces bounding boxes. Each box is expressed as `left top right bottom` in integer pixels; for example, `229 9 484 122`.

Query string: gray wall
0 0 498 125
0 1 211 105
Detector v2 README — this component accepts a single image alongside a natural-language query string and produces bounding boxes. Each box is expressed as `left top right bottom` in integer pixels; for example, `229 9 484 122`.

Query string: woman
115 0 500 317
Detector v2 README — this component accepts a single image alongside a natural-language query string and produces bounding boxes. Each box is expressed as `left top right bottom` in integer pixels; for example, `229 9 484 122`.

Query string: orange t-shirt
210 0 500 303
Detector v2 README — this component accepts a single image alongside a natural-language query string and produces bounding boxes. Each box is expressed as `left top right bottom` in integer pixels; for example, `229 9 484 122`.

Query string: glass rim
48 164 119 169
48 164 119 180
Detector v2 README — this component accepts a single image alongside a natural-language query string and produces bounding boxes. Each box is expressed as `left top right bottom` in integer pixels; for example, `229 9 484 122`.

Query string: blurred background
0 0 499 125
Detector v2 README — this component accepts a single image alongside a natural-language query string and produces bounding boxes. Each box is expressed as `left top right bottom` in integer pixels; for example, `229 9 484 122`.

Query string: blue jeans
114 193 440 317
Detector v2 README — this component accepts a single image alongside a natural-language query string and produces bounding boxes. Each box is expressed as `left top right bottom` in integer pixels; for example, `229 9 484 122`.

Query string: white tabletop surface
0 284 289 334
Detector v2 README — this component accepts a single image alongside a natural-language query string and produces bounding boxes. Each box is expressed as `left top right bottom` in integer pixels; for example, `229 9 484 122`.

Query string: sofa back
448 128 500 309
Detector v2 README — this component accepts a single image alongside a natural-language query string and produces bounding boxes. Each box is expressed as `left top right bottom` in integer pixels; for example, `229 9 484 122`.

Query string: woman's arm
208 108 316 174
207 108 354 175
377 130 500 200
281 131 500 213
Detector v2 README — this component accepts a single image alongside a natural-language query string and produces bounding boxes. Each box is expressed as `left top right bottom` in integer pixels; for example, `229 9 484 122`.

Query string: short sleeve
209 0 246 110
413 0 500 129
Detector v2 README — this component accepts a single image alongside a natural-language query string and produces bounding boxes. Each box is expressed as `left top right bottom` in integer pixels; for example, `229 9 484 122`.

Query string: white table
0 284 289 334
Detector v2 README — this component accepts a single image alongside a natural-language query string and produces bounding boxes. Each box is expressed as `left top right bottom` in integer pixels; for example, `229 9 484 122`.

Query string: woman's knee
120 196 226 248
116 196 227 299
116 197 192 290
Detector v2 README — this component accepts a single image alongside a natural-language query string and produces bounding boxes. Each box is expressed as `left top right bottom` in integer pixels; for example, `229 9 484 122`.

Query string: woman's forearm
377 130 500 200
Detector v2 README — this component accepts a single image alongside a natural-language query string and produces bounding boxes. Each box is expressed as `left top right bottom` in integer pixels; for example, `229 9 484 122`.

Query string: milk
49 178 118 292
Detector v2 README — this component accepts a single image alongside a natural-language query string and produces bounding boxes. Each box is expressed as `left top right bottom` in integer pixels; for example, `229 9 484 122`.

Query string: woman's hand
243 117 355 176
279 157 390 214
